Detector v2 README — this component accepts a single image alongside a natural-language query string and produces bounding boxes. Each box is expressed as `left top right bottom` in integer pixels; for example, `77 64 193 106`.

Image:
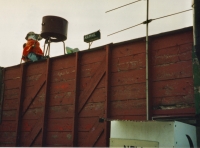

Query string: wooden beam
78 57 106 114
15 64 25 146
41 59 51 146
105 44 112 146
72 53 80 146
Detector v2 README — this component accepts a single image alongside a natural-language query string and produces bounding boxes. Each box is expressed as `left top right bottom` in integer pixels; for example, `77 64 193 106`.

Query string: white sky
0 0 193 67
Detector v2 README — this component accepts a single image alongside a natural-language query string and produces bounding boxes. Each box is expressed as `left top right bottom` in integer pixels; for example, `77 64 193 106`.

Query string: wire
107 9 192 36
152 9 192 21
105 0 142 13
107 22 143 36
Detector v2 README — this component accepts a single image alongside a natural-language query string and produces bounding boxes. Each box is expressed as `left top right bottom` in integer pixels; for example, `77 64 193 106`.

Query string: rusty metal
41 16 68 42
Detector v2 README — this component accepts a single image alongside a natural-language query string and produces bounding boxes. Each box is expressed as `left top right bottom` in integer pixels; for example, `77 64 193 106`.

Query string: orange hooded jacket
22 39 44 61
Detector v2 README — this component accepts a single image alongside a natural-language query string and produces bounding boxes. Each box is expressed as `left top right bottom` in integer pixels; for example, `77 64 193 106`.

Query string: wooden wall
0 27 195 147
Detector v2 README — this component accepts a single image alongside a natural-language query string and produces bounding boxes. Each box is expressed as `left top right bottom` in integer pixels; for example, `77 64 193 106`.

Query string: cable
107 22 143 36
152 9 192 21
105 0 142 13
107 9 192 36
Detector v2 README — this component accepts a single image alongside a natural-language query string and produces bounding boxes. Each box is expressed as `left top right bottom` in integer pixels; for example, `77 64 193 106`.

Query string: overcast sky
0 0 193 67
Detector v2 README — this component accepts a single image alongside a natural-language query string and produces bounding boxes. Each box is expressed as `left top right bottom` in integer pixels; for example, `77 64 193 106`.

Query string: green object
66 47 79 54
84 30 101 43
192 46 200 115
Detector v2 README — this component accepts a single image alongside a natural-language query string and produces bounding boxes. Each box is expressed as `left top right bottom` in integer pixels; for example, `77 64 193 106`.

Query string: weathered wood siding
0 27 195 147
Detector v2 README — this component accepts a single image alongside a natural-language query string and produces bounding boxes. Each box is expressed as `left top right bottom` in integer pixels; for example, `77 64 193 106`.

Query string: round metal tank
41 16 68 42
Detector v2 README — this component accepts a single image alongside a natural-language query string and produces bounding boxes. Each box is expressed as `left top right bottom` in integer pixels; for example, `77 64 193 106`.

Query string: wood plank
22 72 46 116
4 79 20 90
152 107 195 116
48 105 74 118
23 107 43 120
49 80 75 94
111 68 146 86
46 131 73 146
110 115 146 121
152 78 194 98
25 61 46 76
23 86 45 109
110 99 146 116
51 55 76 70
80 48 105 65
2 110 16 120
0 120 16 132
111 83 146 101
79 102 105 117
110 108 146 116
153 94 194 107
49 91 75 106
3 89 19 100
112 41 145 58
47 118 73 132
80 62 101 78
151 43 192 66
152 60 193 81
20 131 42 146
87 88 106 103
80 122 104 147
150 30 193 50
3 98 18 110
50 67 76 83
78 117 97 132
0 132 16 143
111 53 146 72
94 129 106 147
78 57 106 113
15 64 25 146
4 66 21 80
80 76 105 90
25 74 42 87
24 118 43 146
21 119 38 132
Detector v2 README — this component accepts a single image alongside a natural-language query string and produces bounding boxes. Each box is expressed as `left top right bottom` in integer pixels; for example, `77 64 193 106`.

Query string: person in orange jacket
22 32 45 62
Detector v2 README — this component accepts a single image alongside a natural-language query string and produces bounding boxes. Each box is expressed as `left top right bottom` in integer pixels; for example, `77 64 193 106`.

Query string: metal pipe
146 0 149 120
193 0 200 62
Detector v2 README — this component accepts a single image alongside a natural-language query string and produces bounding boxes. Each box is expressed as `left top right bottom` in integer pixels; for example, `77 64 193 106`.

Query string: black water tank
41 16 68 42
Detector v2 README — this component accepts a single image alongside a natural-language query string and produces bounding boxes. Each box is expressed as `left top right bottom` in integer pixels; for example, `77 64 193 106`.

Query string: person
22 32 45 62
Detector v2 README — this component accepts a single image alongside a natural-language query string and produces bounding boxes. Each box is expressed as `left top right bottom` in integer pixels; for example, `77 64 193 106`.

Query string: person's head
25 32 42 41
